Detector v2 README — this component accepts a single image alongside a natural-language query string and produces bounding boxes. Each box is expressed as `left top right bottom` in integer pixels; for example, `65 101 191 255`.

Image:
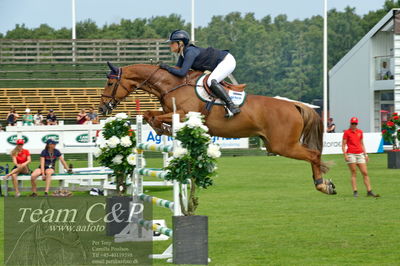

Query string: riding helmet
166 30 190 45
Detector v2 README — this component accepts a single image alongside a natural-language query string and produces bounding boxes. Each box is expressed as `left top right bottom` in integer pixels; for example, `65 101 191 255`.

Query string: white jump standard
114 114 187 261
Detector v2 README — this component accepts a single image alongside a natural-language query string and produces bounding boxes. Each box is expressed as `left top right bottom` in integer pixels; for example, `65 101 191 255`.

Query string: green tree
148 14 188 39
76 19 99 38
5 24 33 39
32 24 55 39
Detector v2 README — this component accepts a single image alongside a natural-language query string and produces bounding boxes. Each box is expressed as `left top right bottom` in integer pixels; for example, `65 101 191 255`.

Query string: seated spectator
3 139 31 197
6 108 19 126
34 110 44 125
87 107 99 124
327 118 336 133
76 109 89 124
30 139 70 197
380 61 392 80
22 108 34 126
0 123 3 131
46 109 58 125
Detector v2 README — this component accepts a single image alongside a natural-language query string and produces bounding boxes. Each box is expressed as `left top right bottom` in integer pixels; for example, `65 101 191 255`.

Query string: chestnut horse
99 63 336 195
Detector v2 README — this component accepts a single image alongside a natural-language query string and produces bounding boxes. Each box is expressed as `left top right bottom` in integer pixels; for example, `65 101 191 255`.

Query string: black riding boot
210 79 241 117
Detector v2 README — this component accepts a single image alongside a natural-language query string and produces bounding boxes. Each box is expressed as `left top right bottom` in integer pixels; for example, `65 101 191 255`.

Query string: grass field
1 153 399 265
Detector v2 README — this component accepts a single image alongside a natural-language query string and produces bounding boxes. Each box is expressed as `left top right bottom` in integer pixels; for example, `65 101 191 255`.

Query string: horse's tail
295 103 329 173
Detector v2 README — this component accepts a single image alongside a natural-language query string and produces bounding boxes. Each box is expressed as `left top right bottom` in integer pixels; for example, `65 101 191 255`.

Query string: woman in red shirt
3 139 31 197
342 117 379 197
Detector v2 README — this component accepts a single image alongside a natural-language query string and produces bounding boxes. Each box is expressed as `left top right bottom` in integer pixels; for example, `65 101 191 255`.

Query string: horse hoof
316 179 337 195
325 179 336 195
328 179 336 189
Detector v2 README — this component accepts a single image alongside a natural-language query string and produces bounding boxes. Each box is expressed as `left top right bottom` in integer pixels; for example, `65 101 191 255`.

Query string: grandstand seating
0 39 171 122
0 87 162 121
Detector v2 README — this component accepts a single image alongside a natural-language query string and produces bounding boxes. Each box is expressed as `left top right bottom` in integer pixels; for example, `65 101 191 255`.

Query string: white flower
203 133 211 139
127 154 136 166
184 111 204 128
105 117 116 124
96 133 106 147
174 122 184 131
186 112 202 120
112 154 124 165
173 146 188 158
120 136 132 147
93 148 102 158
115 113 128 120
185 116 203 128
165 157 173 166
106 136 120 148
99 142 107 149
200 124 209 132
207 143 221 158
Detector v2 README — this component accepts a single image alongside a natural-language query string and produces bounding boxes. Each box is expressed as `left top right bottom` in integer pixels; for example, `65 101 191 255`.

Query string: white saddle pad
195 74 246 106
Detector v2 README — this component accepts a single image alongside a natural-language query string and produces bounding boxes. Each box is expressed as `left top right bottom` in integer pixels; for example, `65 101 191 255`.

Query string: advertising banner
0 125 248 154
322 133 383 155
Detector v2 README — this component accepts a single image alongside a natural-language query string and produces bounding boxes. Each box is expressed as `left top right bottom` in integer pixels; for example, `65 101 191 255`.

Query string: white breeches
207 53 236 86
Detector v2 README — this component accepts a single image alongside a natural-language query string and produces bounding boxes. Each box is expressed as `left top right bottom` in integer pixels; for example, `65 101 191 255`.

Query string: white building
329 9 400 132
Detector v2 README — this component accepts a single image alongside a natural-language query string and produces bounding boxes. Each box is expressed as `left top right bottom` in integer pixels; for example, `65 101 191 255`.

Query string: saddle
202 75 246 96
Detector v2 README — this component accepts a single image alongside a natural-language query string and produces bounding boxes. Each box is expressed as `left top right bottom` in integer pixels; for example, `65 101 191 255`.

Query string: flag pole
323 0 328 132
191 0 195 42
72 0 76 62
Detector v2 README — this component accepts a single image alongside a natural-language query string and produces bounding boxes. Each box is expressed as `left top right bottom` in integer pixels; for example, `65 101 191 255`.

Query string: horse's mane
121 64 204 82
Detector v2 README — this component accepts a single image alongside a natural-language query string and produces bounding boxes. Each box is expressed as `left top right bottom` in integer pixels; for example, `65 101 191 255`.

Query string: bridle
101 67 160 111
101 66 195 112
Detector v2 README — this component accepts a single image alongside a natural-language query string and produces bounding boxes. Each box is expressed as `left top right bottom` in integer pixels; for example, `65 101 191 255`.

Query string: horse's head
99 62 134 115
99 62 167 115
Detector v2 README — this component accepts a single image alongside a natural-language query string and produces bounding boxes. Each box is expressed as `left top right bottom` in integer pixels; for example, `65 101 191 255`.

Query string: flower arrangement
94 113 137 194
382 112 400 151
165 112 220 216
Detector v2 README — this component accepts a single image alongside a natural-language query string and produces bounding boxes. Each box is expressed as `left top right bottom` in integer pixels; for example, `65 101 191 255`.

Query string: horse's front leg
154 109 186 123
143 110 166 136
150 110 187 136
143 110 165 123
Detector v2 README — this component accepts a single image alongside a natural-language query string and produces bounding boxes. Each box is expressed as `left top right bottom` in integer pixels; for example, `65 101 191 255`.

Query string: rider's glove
159 63 169 70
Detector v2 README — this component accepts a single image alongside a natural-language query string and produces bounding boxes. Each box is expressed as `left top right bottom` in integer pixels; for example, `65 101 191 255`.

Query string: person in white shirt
34 110 44 125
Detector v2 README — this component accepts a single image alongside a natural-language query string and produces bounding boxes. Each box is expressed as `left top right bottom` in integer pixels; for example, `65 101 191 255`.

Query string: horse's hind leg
267 141 336 195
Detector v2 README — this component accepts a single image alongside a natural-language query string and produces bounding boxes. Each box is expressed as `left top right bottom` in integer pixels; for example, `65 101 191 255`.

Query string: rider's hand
159 63 169 70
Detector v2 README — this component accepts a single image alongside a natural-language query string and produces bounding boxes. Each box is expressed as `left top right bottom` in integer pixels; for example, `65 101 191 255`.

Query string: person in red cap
342 117 379 197
3 139 31 197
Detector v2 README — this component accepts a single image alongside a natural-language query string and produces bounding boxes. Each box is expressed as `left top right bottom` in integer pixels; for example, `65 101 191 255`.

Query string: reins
159 75 195 103
103 66 196 109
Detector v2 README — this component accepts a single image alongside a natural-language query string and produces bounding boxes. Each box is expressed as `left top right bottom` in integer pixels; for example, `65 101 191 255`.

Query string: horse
99 62 336 195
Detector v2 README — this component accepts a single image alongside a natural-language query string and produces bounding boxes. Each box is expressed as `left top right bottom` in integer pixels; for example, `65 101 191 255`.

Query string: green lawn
1 154 399 265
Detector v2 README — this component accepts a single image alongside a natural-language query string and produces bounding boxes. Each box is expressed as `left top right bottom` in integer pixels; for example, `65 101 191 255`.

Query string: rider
159 29 240 117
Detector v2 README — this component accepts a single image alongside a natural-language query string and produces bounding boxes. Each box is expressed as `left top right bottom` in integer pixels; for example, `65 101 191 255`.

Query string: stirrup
224 106 240 118
224 107 234 118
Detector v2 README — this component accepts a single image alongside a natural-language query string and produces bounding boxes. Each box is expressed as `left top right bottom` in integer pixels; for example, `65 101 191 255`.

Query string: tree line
1 0 399 102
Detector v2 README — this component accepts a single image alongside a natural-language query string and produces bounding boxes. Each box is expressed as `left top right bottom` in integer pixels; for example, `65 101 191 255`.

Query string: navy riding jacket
166 45 228 77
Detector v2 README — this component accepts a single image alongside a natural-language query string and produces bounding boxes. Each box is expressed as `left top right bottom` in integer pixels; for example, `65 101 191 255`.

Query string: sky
0 0 389 35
